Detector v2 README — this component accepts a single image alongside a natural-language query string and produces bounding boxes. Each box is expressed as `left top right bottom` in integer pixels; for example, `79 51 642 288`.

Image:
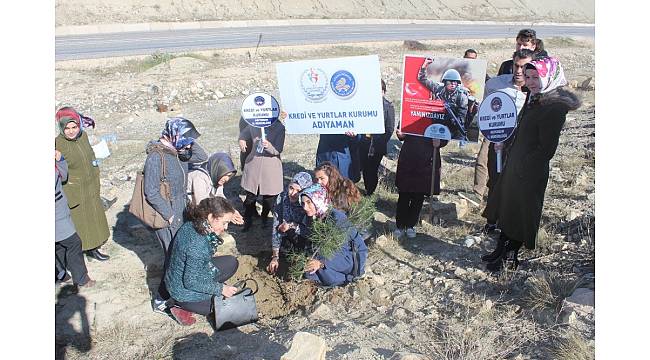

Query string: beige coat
239 122 285 196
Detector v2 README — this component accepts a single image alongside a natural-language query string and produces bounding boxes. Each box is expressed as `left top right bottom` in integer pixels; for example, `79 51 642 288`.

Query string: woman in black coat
483 57 580 272
394 128 448 239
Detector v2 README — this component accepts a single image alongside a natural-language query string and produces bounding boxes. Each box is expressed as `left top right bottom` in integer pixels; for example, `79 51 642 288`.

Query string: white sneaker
393 228 404 238
406 228 416 238
152 297 168 315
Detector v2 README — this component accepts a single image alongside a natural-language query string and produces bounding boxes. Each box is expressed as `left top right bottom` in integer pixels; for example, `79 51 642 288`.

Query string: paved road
55 23 594 61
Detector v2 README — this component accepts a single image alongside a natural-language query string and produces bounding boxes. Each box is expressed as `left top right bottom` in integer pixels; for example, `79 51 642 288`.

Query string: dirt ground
55 37 595 359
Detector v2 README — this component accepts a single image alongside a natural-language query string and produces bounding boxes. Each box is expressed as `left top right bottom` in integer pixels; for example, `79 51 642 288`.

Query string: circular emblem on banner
330 70 356 99
478 91 518 143
241 92 280 128
490 97 502 112
300 68 328 103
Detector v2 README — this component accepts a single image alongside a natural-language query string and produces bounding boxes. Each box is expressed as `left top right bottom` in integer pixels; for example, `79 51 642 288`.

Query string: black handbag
212 279 259 331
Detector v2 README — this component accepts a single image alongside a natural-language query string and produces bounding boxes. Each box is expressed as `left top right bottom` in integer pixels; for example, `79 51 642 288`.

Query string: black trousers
359 148 383 196
174 255 239 316
395 192 426 229
243 191 277 220
55 233 90 285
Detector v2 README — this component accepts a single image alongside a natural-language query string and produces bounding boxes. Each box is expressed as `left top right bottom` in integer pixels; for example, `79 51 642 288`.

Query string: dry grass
547 330 595 360
428 302 539 360
522 272 578 313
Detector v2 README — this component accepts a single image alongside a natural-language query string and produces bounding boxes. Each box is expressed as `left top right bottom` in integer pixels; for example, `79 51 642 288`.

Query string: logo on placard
491 97 502 112
330 70 356 99
254 96 265 106
300 68 328 103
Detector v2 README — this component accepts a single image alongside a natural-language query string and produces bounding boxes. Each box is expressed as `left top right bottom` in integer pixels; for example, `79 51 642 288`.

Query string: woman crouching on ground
267 172 313 275
299 184 368 287
163 197 240 325
314 161 361 214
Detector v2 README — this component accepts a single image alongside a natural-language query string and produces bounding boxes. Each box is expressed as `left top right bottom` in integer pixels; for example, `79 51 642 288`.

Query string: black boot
481 233 507 262
86 248 110 261
486 238 522 272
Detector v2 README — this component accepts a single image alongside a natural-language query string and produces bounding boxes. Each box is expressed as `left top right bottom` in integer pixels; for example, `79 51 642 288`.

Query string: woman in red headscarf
54 107 111 261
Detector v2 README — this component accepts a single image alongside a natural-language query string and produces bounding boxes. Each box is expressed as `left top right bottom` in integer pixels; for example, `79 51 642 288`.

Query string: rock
281 332 327 360
567 209 582 221
309 303 335 323
565 287 595 307
390 351 428 360
425 200 466 223
215 90 225 98
370 288 392 306
371 275 385 286
241 89 250 95
464 235 475 248
375 235 393 248
453 267 468 278
373 211 390 223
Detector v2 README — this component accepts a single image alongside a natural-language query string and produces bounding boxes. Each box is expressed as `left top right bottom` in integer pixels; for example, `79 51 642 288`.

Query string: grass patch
522 272 578 312
547 330 594 360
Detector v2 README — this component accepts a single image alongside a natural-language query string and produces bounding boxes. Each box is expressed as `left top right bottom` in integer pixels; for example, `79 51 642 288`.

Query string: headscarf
202 152 237 186
290 172 313 190
526 56 567 95
299 183 330 218
161 117 201 150
55 107 95 137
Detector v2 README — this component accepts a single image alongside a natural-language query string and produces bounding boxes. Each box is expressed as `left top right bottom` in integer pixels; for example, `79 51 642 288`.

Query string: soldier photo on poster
400 55 487 142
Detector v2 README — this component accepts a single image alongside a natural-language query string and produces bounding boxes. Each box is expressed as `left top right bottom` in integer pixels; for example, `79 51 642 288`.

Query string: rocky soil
55 38 595 359
55 0 595 27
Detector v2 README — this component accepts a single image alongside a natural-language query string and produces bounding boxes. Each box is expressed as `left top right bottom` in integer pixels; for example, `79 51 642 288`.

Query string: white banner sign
276 55 384 134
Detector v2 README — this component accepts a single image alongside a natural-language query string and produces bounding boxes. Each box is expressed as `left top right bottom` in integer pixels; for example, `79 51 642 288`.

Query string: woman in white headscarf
484 57 581 272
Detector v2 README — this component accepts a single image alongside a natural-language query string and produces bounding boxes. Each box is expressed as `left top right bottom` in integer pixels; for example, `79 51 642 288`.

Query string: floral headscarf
55 107 95 137
526 56 567 94
299 183 330 218
290 172 313 190
161 117 201 150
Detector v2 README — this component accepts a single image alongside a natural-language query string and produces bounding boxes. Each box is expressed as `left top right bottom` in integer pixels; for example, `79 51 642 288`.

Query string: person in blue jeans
299 184 368 286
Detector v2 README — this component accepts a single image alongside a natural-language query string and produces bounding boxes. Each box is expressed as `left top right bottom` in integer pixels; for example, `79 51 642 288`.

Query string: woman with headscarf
238 120 285 231
186 152 244 224
483 57 580 272
299 184 368 287
267 172 313 274
55 107 111 261
144 117 207 313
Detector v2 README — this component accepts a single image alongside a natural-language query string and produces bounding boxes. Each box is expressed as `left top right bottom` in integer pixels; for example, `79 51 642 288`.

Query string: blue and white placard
241 92 280 128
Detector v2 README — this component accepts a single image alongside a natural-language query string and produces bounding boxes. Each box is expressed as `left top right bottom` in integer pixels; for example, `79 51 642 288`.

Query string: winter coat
55 158 76 242
305 209 368 286
55 132 109 251
164 221 225 303
395 134 448 195
271 191 309 251
316 134 359 180
239 122 285 196
490 87 580 249
143 141 207 235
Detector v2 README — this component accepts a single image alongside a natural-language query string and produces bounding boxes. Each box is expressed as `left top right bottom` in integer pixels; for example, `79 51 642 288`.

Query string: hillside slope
55 0 594 27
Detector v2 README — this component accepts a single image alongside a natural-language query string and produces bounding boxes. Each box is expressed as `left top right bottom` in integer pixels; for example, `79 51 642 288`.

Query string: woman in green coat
483 57 580 272
54 107 110 261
